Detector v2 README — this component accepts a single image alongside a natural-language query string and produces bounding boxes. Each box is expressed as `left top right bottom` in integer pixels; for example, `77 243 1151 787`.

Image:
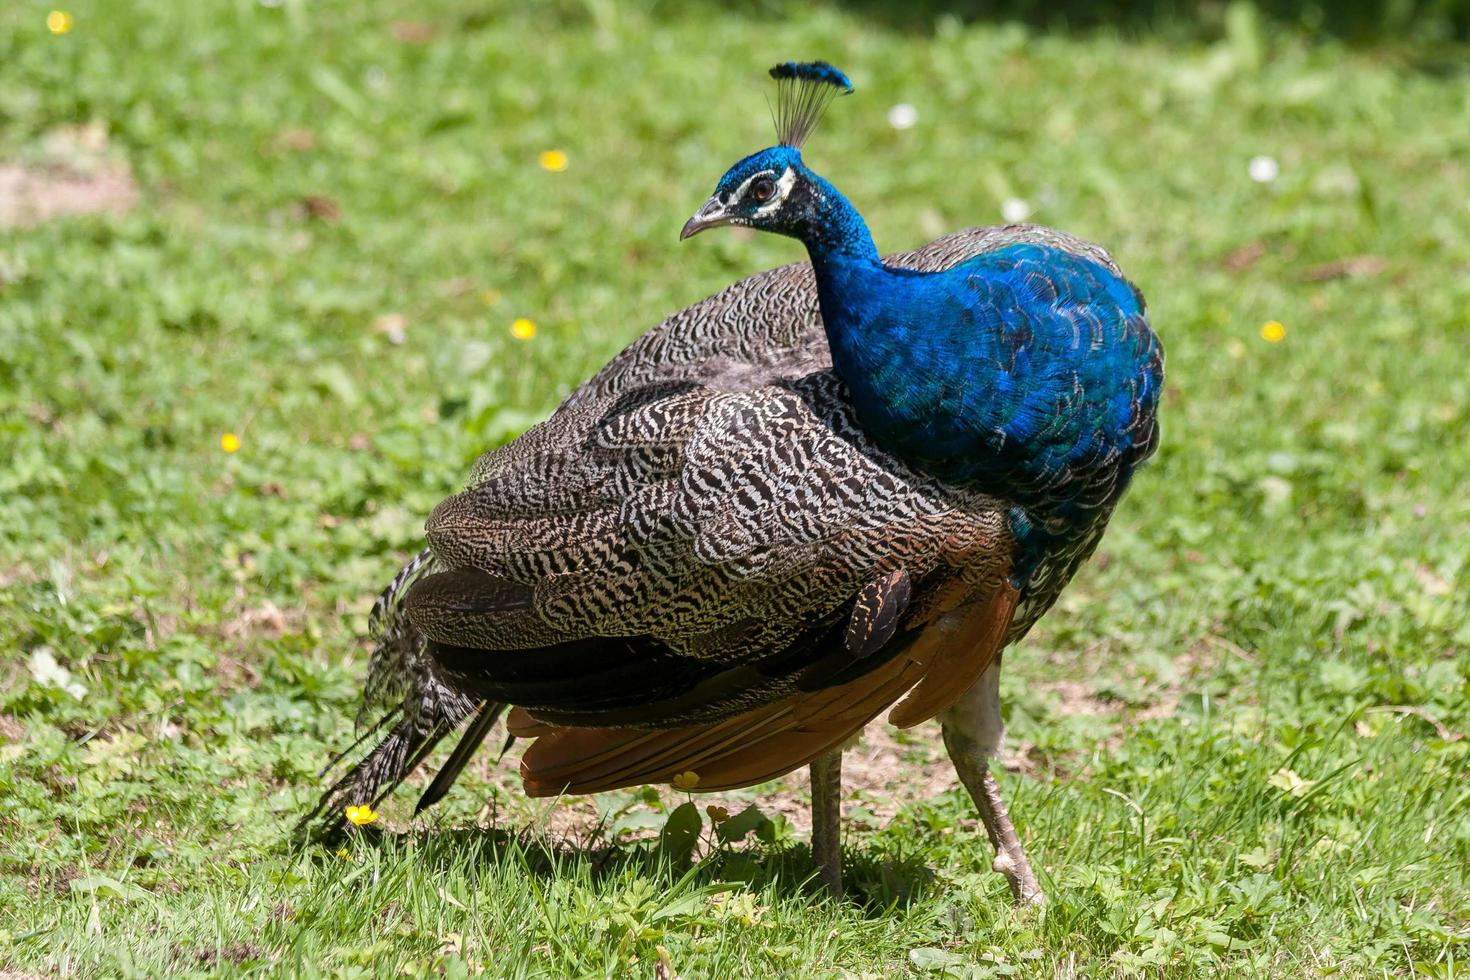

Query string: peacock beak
680 195 734 240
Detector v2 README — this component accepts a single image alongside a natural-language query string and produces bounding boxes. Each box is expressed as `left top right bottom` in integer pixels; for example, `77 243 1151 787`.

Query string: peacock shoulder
568 223 1132 405
466 224 1136 489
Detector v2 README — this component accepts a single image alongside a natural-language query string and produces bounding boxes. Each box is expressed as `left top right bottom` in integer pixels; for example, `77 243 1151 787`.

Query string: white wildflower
886 103 918 130
29 647 87 699
1000 198 1032 223
1248 155 1279 183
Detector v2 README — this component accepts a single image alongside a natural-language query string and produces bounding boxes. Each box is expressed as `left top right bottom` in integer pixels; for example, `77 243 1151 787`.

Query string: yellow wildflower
510 317 536 341
47 10 73 34
220 432 241 453
705 804 730 823
1259 320 1286 343
335 848 352 860
345 804 379 826
671 770 700 791
538 149 568 173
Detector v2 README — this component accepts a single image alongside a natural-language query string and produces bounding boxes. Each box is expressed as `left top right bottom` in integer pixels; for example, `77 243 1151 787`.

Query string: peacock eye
750 177 776 203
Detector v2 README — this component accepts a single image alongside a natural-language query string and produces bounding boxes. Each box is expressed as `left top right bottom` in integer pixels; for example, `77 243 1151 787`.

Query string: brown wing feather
516 577 1015 796
504 706 552 737
520 656 913 796
845 568 913 657
887 581 1019 729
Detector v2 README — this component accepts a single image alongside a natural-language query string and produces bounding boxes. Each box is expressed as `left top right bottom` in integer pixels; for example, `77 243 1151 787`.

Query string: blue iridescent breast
822 242 1163 528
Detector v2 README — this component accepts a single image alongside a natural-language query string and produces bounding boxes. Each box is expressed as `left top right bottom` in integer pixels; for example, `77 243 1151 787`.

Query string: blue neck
788 170 1161 564
794 174 920 453
797 170 881 268
795 173 896 391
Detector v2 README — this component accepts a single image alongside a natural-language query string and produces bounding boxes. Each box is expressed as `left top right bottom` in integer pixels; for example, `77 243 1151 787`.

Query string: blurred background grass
1 1 1467 976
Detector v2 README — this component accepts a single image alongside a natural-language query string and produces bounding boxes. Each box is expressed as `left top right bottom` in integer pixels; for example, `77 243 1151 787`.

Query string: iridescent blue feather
813 239 1163 577
768 61 853 91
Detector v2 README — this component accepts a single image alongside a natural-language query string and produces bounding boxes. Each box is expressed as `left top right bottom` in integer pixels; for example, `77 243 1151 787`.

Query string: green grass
3 1 1469 976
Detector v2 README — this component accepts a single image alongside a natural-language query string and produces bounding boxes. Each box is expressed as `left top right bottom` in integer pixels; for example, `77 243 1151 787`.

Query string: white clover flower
1248 155 1280 183
1000 198 1032 223
886 103 918 130
29 647 86 699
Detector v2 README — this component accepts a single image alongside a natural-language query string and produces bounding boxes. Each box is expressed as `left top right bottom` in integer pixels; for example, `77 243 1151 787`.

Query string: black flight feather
415 701 506 815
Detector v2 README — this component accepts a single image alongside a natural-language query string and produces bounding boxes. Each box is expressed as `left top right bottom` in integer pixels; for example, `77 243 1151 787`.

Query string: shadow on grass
317 822 941 914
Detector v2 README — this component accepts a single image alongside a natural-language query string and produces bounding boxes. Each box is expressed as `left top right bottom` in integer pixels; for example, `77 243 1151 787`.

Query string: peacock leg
808 749 843 897
940 656 1045 905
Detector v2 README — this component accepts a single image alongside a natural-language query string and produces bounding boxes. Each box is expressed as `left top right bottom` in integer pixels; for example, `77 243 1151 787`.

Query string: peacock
302 61 1163 905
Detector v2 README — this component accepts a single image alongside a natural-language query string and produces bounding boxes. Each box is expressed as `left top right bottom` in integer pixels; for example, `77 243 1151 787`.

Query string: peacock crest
768 60 852 149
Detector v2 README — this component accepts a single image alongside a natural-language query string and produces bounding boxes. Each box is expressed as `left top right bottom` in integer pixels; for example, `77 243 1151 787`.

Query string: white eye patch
730 168 796 215
753 168 797 215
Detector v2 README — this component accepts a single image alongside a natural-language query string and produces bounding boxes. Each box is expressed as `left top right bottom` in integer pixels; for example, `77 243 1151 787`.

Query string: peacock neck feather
795 171 880 266
793 169 1163 579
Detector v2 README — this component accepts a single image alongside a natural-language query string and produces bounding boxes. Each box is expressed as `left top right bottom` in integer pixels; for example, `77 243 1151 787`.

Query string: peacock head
681 61 853 244
680 145 810 241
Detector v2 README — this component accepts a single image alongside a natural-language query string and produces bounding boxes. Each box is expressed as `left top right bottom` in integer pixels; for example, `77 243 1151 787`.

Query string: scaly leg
808 750 843 897
940 656 1045 905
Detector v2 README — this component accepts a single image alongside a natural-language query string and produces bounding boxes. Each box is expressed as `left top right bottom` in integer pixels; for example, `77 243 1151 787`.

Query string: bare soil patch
0 714 25 742
0 121 138 229
418 719 967 844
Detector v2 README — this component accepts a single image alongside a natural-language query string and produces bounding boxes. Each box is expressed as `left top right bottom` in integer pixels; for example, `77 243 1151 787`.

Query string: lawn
2 1 1468 976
